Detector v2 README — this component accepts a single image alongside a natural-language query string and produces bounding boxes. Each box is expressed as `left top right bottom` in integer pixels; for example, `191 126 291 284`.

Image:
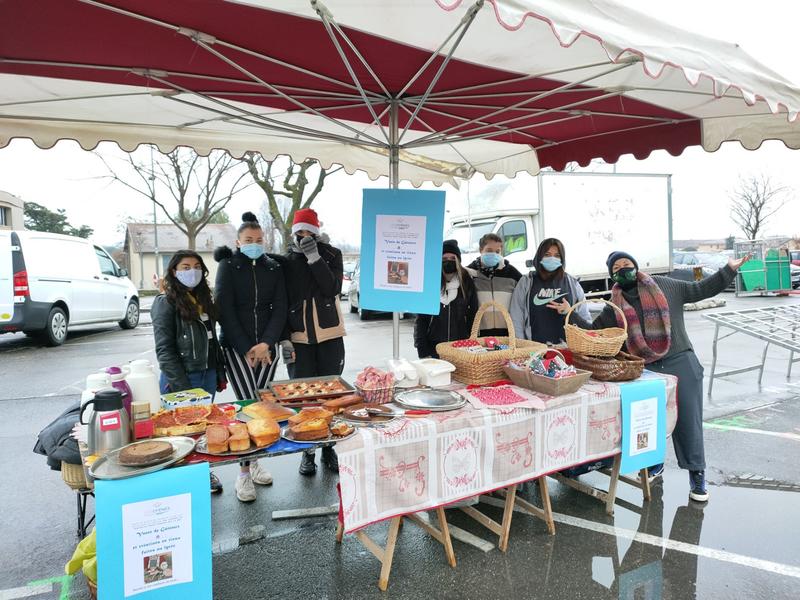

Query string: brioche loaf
322 394 362 412
247 417 280 448
243 401 294 422
227 422 250 452
205 424 229 454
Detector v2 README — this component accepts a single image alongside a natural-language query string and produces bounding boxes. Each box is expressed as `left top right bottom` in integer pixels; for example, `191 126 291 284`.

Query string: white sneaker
235 474 257 502
250 461 273 486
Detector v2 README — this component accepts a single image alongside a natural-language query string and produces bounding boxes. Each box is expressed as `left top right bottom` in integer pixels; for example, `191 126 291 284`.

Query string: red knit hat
292 208 321 235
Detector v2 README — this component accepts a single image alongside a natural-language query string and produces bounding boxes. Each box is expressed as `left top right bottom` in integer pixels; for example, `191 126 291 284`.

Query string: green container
765 249 791 291
739 259 765 291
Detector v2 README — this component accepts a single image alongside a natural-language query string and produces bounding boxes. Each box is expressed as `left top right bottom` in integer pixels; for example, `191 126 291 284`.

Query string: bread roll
206 424 229 454
227 422 250 452
322 394 362 412
288 407 334 426
290 417 330 441
247 417 280 448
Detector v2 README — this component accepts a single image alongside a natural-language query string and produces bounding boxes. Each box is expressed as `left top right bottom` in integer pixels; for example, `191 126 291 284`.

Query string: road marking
704 422 800 441
0 584 52 600
550 512 800 579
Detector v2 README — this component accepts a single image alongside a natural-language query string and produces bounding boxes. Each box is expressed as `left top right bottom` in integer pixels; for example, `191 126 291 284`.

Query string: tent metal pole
389 99 400 360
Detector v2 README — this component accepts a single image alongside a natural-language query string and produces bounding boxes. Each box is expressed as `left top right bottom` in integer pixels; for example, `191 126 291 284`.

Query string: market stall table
335 372 677 589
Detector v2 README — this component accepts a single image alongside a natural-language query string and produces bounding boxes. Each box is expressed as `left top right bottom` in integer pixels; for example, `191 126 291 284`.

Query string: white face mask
175 268 203 289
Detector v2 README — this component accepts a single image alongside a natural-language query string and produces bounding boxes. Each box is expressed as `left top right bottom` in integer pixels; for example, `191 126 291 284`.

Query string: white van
0 230 139 345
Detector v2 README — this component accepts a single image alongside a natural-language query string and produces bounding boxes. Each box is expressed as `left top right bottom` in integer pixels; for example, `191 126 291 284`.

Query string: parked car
791 263 800 289
790 250 800 267
0 230 139 345
341 260 356 298
347 260 407 320
671 251 736 289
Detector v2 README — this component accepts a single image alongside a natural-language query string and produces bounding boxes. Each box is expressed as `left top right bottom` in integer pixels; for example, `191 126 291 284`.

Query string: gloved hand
280 340 296 365
299 235 321 263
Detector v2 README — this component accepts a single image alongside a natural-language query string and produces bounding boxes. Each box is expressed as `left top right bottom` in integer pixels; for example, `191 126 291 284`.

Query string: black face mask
612 267 637 289
442 260 458 274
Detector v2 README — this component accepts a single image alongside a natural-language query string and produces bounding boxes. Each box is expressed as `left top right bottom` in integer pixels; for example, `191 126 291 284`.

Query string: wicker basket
503 349 592 396
436 301 546 385
61 460 89 490
356 384 395 405
571 351 645 382
564 299 627 357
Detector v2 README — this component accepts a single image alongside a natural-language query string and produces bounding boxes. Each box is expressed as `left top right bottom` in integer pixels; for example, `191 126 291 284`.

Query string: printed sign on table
619 379 667 473
359 189 445 315
96 463 212 600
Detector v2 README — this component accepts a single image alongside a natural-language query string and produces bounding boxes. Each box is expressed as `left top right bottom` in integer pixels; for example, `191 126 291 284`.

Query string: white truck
446 172 673 295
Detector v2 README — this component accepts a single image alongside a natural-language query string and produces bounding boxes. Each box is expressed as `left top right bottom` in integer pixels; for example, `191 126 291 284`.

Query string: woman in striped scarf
559 250 750 503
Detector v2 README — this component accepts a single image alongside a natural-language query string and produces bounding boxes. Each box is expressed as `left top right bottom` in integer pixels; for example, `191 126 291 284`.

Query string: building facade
0 191 24 230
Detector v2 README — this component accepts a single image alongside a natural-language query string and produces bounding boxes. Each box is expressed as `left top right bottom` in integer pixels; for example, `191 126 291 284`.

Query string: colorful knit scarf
611 271 671 363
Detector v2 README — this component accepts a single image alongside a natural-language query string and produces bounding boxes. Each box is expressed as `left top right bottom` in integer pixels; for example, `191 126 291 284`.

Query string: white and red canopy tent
3 0 800 356
2 0 800 187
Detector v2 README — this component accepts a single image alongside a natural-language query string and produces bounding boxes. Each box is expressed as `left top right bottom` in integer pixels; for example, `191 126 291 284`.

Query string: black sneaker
321 446 339 473
299 450 317 476
210 472 223 494
689 470 709 502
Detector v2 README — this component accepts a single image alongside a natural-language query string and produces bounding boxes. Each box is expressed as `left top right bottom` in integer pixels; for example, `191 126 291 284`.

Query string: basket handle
469 300 517 349
564 299 628 333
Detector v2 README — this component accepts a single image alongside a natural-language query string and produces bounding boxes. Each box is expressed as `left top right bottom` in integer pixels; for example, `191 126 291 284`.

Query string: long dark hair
440 256 473 299
163 250 216 322
535 237 566 280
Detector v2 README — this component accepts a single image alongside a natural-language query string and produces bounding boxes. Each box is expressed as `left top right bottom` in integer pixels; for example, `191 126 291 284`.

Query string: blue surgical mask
480 252 502 269
540 256 562 272
175 268 202 289
240 243 264 260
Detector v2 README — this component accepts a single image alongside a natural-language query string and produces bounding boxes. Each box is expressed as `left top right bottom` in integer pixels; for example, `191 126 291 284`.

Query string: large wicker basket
503 350 592 396
564 299 627 357
571 351 645 382
436 301 546 385
61 460 90 490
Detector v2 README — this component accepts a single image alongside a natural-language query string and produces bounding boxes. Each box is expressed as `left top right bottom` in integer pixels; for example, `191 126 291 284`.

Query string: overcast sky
1 0 799 248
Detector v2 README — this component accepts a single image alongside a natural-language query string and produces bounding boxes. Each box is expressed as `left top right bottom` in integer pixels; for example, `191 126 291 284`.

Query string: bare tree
729 175 789 241
243 153 342 251
100 147 251 250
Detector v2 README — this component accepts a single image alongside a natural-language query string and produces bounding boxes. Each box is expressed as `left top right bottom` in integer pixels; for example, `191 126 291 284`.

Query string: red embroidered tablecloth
336 372 677 533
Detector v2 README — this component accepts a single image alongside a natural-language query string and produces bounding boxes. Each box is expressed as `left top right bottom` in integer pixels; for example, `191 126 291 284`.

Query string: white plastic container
412 359 456 387
387 358 420 388
126 359 162 414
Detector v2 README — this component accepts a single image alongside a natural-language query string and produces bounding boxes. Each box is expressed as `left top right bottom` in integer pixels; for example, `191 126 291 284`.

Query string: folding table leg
378 517 402 591
640 468 652 501
335 521 344 544
538 477 556 535
435 507 457 567
605 455 622 515
497 484 517 552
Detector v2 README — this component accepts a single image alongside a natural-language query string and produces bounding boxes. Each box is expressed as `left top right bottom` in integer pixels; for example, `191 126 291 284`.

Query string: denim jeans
159 369 217 401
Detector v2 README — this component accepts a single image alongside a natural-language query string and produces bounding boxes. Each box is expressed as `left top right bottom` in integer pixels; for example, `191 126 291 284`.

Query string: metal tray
267 376 354 401
394 389 466 412
337 404 399 426
280 424 357 445
194 434 265 457
89 437 196 480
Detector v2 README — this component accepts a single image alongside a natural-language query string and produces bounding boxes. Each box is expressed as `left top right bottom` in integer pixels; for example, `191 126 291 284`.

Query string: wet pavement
1 294 799 599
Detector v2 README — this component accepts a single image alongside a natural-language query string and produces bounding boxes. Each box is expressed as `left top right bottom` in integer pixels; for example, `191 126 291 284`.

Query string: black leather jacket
151 294 223 391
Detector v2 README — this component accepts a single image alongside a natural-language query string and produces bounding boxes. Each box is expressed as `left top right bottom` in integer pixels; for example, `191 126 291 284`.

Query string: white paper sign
121 493 193 597
629 397 658 456
373 214 426 293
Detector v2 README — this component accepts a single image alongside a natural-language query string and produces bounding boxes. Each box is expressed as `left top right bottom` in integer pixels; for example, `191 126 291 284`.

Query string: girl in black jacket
151 250 225 493
214 212 288 502
414 240 479 359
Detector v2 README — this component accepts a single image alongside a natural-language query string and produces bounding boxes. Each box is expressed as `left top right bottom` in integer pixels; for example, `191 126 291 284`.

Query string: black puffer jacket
413 278 479 359
271 241 344 345
214 246 288 355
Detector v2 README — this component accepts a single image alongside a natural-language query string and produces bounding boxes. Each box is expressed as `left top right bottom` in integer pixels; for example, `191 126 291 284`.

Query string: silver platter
89 436 196 480
394 389 466 412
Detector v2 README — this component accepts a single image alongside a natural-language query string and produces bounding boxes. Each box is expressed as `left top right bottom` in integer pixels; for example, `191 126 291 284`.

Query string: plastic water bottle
81 372 112 424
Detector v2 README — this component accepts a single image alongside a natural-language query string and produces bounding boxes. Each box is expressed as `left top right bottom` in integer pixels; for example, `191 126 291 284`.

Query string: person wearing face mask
414 240 479 359
563 250 751 503
465 233 522 337
274 208 346 476
509 237 590 344
213 212 288 502
151 250 227 494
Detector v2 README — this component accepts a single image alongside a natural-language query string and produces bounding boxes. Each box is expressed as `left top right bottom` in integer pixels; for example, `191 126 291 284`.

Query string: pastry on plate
330 422 354 437
227 422 250 452
290 417 330 441
247 417 280 448
288 407 334 426
206 424 230 454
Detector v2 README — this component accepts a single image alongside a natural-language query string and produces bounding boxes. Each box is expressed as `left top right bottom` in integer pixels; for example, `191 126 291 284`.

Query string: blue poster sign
359 188 445 315
620 379 667 474
96 463 212 600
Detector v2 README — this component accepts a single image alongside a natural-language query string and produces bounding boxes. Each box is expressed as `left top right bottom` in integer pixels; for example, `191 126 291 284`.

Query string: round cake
119 441 174 466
